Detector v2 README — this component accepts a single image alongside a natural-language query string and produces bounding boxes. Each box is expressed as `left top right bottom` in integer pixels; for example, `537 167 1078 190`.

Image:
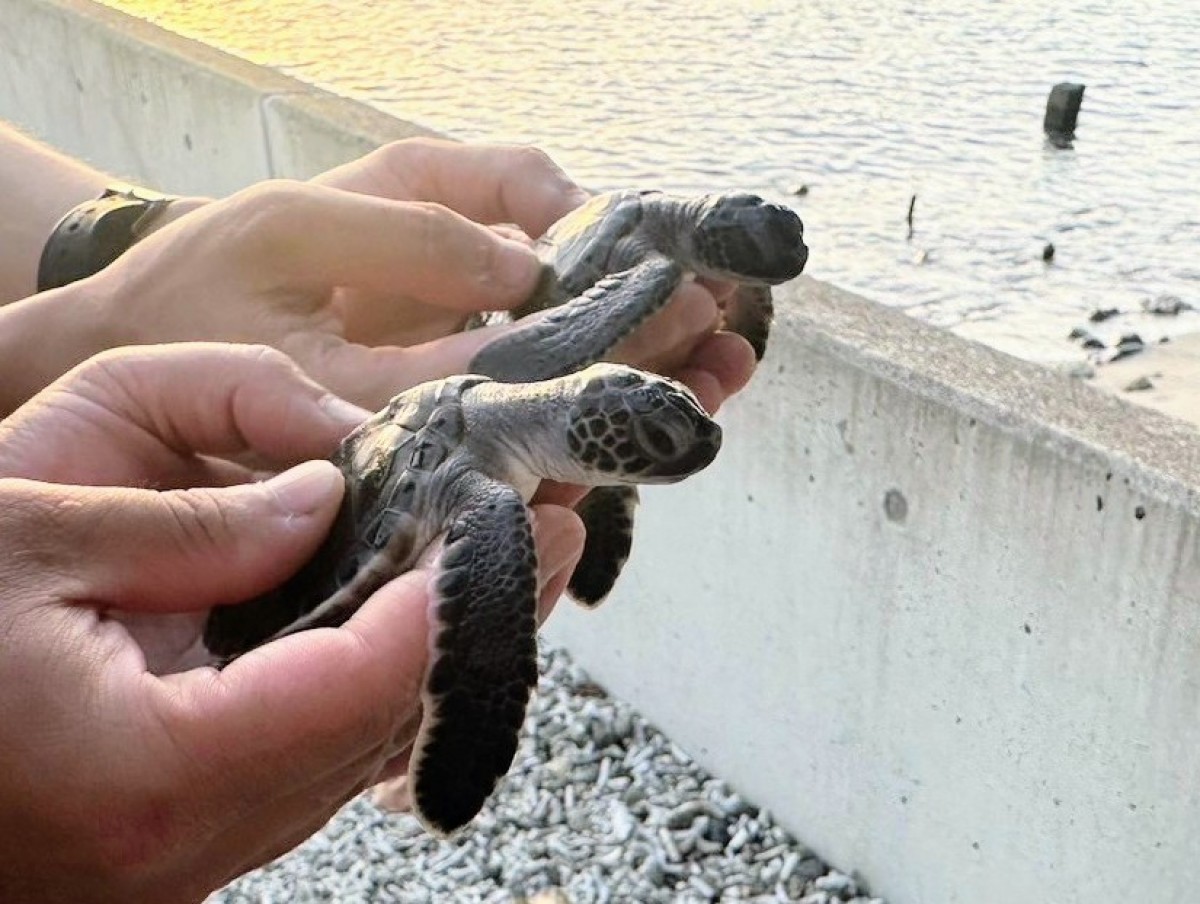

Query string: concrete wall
550 280 1200 903
5 2 1200 902
0 0 441 194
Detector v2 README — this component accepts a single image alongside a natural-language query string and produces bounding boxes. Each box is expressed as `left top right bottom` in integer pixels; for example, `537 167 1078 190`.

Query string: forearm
0 124 111 305
0 281 119 416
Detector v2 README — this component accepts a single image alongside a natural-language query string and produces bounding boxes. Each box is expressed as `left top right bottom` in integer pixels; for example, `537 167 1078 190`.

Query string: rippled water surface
102 0 1200 361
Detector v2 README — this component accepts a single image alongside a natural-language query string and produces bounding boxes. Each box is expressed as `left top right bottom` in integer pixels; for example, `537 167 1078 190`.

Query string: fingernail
318 392 372 432
496 239 541 295
264 460 344 516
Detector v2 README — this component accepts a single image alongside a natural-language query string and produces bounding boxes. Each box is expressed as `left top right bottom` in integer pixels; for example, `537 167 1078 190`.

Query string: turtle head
566 364 722 484
689 192 808 284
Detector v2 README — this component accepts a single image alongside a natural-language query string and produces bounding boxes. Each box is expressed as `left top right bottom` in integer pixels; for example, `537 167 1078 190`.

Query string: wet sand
1091 336 1200 428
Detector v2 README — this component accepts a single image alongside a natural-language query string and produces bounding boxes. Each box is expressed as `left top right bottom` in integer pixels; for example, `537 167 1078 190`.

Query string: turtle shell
508 190 652 319
202 375 485 658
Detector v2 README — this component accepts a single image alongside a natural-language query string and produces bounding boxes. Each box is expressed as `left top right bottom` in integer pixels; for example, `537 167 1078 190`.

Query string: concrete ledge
548 277 1200 903
262 93 442 181
0 0 442 193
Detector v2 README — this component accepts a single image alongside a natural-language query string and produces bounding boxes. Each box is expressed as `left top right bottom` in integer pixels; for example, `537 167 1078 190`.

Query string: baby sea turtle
470 188 808 378
204 189 806 835
205 364 722 834
468 189 806 603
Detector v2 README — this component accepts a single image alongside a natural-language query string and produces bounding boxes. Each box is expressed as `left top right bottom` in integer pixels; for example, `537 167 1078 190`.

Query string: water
101 0 1200 363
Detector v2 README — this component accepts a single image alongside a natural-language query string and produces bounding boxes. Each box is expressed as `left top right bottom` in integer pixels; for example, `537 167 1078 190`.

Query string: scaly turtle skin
205 364 721 835
467 189 807 605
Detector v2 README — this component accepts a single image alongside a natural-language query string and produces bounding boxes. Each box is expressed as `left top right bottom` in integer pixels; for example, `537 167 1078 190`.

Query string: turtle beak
634 390 723 481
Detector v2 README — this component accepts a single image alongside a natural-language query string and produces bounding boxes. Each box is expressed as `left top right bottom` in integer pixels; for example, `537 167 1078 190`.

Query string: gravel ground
211 645 883 904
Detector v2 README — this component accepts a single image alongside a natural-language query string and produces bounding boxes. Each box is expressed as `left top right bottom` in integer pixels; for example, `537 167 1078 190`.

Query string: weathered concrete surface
549 277 1200 904
0 0 440 193
262 93 440 181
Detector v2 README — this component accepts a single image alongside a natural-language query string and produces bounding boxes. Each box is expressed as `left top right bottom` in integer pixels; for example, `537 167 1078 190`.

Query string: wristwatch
36 184 178 292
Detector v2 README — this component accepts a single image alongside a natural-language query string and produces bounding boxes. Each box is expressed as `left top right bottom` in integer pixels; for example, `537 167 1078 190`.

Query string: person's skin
0 343 585 903
0 128 756 421
0 125 111 301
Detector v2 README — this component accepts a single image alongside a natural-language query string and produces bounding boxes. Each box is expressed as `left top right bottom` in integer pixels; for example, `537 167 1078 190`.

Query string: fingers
677 331 758 414
313 138 591 238
152 565 431 814
280 320 532 411
609 280 720 375
156 500 584 819
0 344 368 486
0 463 344 612
530 504 586 621
229 181 543 312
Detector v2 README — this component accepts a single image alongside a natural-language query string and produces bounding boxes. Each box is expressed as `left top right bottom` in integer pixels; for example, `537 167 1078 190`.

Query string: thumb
2 461 344 612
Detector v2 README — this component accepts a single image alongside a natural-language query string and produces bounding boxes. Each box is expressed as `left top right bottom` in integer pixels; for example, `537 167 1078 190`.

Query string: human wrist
0 126 111 304
34 187 212 293
0 280 124 417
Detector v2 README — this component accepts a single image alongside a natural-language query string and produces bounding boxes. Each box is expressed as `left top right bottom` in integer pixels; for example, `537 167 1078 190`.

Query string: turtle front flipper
468 255 683 382
568 485 639 607
409 476 539 836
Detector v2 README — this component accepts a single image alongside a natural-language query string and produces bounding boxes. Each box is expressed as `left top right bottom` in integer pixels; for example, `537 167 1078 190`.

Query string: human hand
145 139 756 414
312 138 758 413
0 344 584 902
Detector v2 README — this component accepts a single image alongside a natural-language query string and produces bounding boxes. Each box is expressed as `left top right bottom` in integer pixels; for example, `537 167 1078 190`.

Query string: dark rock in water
1107 333 1146 363
1124 375 1154 392
1089 308 1120 323
1081 336 1106 350
1068 326 1092 341
1042 242 1056 262
1044 82 1085 139
1142 294 1192 316
790 184 810 197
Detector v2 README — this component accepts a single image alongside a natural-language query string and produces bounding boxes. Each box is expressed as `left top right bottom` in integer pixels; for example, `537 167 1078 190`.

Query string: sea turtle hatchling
204 363 722 834
470 188 808 380
467 189 807 604
204 189 806 835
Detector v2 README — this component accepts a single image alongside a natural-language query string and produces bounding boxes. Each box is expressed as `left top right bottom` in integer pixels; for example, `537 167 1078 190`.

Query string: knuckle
161 489 241 558
379 135 445 163
406 201 459 256
226 179 321 251
233 178 315 218
241 343 302 379
508 144 559 176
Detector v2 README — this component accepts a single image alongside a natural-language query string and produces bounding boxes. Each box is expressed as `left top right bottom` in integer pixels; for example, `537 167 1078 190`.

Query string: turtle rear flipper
409 478 539 836
469 255 682 382
723 284 775 361
568 485 639 607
